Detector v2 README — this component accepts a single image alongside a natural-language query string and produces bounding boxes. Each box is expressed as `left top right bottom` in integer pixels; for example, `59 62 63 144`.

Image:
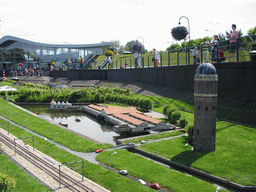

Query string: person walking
228 24 239 62
191 47 198 65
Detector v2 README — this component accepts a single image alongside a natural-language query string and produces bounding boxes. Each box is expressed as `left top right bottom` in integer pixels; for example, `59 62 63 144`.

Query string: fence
100 34 256 69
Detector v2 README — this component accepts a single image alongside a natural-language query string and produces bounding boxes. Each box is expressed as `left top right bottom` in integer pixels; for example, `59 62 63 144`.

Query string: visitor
228 24 239 62
196 49 201 64
210 35 218 63
79 56 84 69
201 38 209 63
190 47 198 65
152 48 160 67
133 51 138 68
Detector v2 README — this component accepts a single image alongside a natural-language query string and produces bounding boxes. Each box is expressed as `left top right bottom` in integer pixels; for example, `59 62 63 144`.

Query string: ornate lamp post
178 16 190 42
178 16 191 65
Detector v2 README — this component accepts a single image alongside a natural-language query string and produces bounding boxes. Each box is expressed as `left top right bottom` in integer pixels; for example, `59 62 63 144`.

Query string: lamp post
109 151 117 167
178 16 190 42
179 16 190 65
53 132 59 144
8 113 14 135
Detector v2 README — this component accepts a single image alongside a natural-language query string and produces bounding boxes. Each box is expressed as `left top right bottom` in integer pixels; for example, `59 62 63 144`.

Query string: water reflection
21 105 119 145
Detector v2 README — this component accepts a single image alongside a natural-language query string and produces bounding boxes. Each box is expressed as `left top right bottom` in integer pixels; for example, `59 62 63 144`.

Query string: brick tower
193 63 218 153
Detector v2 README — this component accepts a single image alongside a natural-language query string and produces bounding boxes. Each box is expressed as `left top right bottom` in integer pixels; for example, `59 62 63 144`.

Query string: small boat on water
59 122 68 127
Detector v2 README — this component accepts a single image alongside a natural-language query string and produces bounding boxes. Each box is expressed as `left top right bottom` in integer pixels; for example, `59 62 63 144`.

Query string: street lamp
8 113 14 135
53 132 59 144
109 151 117 167
178 16 190 42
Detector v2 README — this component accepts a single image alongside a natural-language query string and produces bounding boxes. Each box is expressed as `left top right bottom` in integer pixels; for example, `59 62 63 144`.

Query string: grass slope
138 121 256 186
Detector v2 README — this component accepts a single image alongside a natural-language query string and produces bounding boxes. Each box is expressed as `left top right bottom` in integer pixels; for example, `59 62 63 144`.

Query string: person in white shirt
210 35 218 63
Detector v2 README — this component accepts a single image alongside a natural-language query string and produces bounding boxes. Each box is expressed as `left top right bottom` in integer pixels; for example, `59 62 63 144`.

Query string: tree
167 44 181 52
125 40 136 52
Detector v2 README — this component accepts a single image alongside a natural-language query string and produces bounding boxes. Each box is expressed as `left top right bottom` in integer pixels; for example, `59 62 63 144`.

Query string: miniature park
0 27 256 191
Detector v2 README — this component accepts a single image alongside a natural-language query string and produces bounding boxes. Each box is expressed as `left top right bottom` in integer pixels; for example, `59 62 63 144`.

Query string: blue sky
1 0 255 51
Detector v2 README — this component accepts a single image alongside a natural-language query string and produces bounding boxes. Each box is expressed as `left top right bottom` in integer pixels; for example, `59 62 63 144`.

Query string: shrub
185 125 194 144
167 108 177 121
170 110 181 124
142 99 153 111
104 50 114 57
179 118 188 128
0 173 16 191
0 92 6 97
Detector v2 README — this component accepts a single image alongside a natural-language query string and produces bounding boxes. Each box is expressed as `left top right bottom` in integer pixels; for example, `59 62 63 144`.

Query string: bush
179 118 188 128
170 110 181 124
142 99 153 111
167 108 177 121
0 173 16 191
185 125 194 144
0 92 6 97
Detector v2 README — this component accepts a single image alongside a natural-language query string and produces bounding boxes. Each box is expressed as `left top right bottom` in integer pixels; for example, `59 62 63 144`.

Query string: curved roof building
0 36 111 63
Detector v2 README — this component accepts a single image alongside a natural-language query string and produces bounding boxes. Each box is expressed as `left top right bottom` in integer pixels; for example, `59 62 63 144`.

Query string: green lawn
0 154 51 192
95 51 252 69
122 130 185 144
96 149 227 192
0 98 113 152
138 121 256 186
0 119 154 192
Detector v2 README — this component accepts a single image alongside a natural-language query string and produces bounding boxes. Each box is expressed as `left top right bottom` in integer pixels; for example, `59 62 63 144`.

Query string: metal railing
101 34 256 69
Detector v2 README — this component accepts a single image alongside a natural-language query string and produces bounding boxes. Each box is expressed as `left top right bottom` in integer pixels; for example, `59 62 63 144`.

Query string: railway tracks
0 132 95 192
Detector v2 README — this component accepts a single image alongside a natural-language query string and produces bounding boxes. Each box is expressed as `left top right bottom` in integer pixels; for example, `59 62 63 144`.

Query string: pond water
21 105 119 145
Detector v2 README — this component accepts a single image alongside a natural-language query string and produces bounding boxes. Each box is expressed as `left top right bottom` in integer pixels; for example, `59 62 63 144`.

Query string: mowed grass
96 149 226 192
138 121 256 186
95 50 252 69
0 154 51 192
0 98 113 152
0 120 154 192
122 130 185 144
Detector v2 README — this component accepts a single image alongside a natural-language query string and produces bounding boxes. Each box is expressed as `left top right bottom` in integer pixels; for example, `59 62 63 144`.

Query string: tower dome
195 63 217 75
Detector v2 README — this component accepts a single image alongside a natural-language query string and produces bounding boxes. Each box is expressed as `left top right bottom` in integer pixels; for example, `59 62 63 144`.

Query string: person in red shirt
228 24 239 62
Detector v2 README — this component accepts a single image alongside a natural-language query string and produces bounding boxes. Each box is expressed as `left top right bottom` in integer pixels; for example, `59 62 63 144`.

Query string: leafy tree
167 44 181 52
125 40 136 52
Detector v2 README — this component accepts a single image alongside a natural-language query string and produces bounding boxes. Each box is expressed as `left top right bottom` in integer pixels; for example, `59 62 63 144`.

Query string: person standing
79 56 84 69
152 48 160 67
210 35 218 63
201 38 209 63
133 51 139 68
190 47 198 65
228 24 239 62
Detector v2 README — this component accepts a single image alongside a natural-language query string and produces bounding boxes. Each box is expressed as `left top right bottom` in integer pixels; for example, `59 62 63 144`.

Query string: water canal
21 105 119 145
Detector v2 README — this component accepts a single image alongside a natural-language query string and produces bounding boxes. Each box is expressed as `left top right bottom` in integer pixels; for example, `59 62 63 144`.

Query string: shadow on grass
171 150 207 167
171 137 207 167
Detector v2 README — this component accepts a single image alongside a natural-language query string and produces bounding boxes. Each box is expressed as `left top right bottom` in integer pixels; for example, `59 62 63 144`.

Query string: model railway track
0 133 94 192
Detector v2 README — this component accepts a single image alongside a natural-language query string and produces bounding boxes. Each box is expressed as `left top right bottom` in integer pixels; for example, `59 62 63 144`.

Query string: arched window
197 129 199 135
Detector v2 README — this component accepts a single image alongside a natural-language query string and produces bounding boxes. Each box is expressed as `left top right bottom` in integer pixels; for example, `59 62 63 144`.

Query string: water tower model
193 63 218 153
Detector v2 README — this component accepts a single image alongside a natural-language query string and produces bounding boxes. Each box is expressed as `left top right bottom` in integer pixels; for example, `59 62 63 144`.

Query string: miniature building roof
88 104 103 111
113 113 144 126
103 107 138 115
129 112 161 125
195 63 217 75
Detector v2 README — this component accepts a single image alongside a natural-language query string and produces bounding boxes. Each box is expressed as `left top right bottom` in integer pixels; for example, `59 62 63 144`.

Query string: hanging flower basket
18 63 23 66
51 61 56 66
130 41 144 53
171 26 188 41
104 50 114 57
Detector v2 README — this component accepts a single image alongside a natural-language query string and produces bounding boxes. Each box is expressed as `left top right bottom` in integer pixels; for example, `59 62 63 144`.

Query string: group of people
191 24 239 64
132 48 160 68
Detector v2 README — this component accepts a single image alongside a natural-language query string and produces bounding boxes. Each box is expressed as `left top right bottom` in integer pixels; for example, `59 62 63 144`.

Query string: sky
0 0 256 51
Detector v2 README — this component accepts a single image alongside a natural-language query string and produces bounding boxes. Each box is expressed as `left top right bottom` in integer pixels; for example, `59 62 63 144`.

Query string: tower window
197 129 199 136
205 106 208 111
213 106 215 110
198 106 200 110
